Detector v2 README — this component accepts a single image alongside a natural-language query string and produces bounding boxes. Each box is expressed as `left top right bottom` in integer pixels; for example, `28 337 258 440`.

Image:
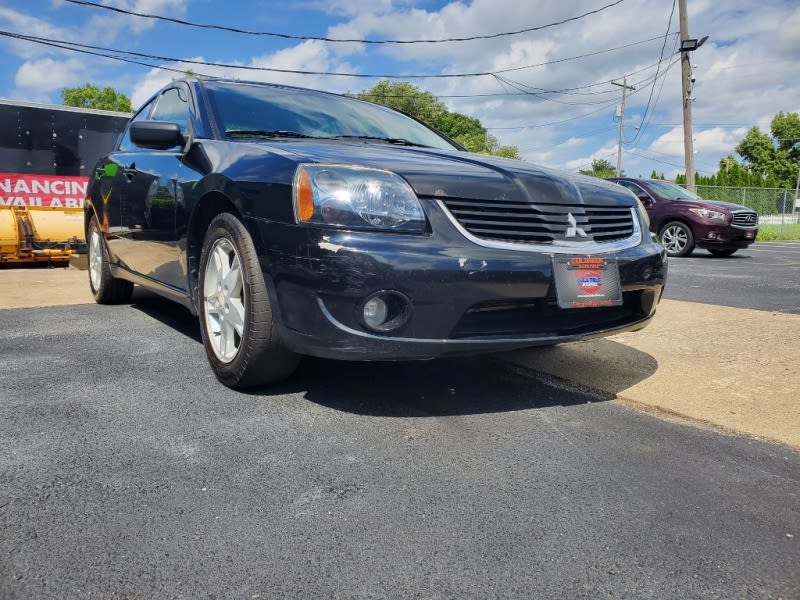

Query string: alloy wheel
662 224 689 255
203 238 246 363
89 228 103 291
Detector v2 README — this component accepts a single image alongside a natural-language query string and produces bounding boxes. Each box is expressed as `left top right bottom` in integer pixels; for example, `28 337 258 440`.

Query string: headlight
293 164 426 232
689 207 726 221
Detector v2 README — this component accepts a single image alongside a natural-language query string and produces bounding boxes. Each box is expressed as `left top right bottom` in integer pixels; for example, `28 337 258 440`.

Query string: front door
105 85 192 292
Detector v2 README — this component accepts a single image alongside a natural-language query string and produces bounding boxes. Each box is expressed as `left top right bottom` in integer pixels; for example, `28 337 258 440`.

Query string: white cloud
293 0 412 18
0 7 70 59
565 144 618 173
81 0 190 38
0 1 189 92
14 57 86 93
647 127 749 159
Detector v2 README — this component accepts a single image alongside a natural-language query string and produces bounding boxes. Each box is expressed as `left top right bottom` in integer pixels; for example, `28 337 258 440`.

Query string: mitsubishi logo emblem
565 212 587 238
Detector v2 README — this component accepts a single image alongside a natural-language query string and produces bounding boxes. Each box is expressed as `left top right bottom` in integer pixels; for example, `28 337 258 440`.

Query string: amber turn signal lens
296 169 315 222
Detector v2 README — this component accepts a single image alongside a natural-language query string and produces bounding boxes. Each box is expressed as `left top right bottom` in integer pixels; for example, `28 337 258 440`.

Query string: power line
0 30 212 78
64 0 627 44
625 0 677 146
515 125 618 153
627 148 718 172
484 58 679 130
0 28 677 83
439 47 683 98
624 46 680 148
0 17 685 144
491 74 619 106
467 32 678 77
487 100 621 130
476 55 681 109
643 122 767 128
624 150 686 170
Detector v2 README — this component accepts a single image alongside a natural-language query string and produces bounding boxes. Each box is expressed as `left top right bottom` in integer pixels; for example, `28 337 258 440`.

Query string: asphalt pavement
1 302 798 598
661 242 800 313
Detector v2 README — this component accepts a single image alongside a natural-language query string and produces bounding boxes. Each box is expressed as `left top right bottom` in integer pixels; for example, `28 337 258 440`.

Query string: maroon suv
607 178 759 257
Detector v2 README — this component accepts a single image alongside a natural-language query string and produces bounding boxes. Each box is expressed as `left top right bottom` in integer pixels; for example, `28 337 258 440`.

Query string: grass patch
757 223 800 241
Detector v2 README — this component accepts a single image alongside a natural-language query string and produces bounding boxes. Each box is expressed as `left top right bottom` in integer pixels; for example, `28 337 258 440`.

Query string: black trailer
0 100 130 263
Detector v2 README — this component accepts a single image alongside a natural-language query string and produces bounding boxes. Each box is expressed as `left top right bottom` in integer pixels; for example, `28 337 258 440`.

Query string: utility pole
611 77 635 177
678 0 707 192
678 0 695 192
794 166 800 212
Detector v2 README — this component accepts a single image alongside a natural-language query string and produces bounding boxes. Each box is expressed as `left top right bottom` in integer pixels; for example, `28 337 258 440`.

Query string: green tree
676 112 800 188
354 81 520 159
61 83 133 112
579 158 617 178
732 112 799 188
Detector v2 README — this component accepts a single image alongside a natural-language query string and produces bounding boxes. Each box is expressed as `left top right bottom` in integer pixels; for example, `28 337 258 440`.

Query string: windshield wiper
333 135 432 148
225 129 314 139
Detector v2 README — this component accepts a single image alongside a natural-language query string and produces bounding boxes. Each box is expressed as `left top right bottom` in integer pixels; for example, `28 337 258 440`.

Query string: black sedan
85 78 667 389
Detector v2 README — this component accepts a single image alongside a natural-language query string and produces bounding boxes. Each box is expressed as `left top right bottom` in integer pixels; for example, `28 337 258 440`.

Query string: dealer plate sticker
553 256 622 309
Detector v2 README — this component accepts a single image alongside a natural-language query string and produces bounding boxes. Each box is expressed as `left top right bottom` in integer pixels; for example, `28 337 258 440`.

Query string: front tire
708 249 737 257
87 216 134 304
659 221 695 257
198 213 299 389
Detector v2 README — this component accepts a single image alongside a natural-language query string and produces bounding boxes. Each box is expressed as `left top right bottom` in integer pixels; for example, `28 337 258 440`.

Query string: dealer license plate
553 256 623 309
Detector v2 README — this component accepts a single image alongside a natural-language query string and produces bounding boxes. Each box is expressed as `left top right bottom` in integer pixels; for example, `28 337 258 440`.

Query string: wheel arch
658 217 695 236
84 198 98 237
186 191 244 311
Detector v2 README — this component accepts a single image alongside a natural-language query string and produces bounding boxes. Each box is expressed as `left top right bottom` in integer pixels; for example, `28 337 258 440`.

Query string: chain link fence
688 185 800 223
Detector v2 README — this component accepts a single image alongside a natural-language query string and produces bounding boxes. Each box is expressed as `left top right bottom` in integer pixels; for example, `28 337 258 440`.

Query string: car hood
239 139 637 208
692 199 753 212
669 198 753 213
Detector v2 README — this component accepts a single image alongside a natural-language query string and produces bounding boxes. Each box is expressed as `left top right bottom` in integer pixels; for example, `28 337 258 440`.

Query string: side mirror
130 121 184 150
637 193 653 206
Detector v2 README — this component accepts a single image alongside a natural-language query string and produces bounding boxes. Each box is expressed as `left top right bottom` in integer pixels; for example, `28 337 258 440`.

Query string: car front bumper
248 210 667 361
694 222 758 250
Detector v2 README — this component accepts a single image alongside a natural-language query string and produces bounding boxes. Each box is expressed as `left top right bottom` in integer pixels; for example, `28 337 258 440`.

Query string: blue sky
1 0 798 180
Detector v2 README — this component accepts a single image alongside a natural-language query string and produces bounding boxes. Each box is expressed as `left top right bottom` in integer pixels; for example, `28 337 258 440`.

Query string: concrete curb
505 300 800 449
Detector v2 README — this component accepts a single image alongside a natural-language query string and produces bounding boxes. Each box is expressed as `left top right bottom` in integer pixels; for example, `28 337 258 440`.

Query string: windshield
646 180 703 200
205 81 459 151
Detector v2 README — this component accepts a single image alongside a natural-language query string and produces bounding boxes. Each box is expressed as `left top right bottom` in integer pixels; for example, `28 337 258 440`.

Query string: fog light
363 296 389 328
707 232 718 240
360 291 411 332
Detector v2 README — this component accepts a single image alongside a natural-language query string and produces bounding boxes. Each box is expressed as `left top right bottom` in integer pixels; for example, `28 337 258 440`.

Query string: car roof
610 178 674 185
195 77 339 99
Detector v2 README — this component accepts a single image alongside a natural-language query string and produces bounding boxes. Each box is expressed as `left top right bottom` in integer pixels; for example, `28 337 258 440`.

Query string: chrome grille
732 211 758 227
439 198 636 244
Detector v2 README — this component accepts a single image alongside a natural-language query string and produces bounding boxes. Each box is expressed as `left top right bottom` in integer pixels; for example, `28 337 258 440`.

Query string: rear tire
87 216 134 304
659 221 695 257
198 213 300 389
708 249 737 257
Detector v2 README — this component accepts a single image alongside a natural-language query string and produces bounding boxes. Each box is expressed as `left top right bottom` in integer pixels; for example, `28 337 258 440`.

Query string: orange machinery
0 205 84 264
